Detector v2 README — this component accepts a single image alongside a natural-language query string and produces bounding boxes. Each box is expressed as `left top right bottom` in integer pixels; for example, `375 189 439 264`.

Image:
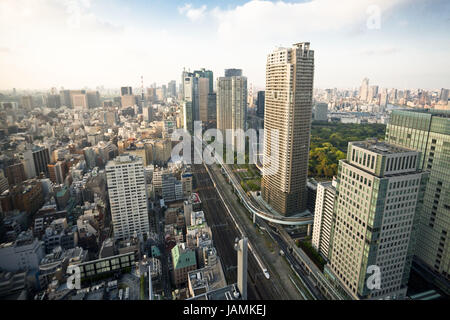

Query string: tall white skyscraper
312 179 337 259
261 42 314 216
327 140 428 300
106 154 150 241
216 69 247 147
359 78 369 102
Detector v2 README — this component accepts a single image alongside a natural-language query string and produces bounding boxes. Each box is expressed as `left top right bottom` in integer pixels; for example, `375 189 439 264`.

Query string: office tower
46 94 61 108
146 87 156 103
368 85 379 103
121 94 136 108
261 42 314 216
207 93 217 122
20 96 33 110
198 77 210 122
143 105 153 122
194 68 214 93
182 100 194 135
327 140 428 300
182 75 198 134
216 70 247 147
224 69 242 77
386 109 450 279
86 91 100 108
121 87 132 96
71 93 88 109
156 87 165 101
314 102 328 121
439 88 449 104
256 91 265 118
312 179 337 259
32 146 51 176
59 90 72 107
121 86 135 108
168 80 177 97
359 78 369 102
181 171 193 197
106 155 150 241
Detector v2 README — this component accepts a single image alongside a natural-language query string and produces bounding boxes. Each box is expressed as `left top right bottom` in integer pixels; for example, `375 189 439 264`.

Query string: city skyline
0 0 448 305
1 0 449 90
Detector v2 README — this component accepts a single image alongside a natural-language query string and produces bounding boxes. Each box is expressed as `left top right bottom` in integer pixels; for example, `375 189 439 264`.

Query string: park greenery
212 122 386 188
308 122 386 179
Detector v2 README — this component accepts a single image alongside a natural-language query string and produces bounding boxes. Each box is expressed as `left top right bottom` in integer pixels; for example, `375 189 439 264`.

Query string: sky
0 0 449 91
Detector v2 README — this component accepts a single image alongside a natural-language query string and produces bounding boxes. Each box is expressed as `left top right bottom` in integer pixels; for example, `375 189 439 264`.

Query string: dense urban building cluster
0 40 448 301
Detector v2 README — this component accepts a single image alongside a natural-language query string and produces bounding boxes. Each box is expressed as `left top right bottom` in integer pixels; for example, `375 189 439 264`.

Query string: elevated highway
196 137 314 226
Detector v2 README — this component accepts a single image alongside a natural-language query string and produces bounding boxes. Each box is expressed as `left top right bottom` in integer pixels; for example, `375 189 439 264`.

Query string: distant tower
235 237 248 300
359 78 369 102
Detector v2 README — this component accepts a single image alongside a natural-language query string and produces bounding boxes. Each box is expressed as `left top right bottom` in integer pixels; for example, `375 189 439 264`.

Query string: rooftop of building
171 243 196 270
394 108 450 118
188 283 241 300
106 154 142 166
350 139 416 155
188 259 226 294
40 246 86 269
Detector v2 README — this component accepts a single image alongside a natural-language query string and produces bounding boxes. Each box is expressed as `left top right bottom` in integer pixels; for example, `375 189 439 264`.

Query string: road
263 221 325 299
193 163 305 300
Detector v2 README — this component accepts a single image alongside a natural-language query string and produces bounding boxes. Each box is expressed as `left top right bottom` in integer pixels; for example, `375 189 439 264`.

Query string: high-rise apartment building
216 70 247 147
261 42 314 216
386 109 450 279
106 155 150 241
327 140 428 299
312 179 337 259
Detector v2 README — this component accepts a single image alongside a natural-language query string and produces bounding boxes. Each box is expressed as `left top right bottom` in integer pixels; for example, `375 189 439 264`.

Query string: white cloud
0 0 447 90
178 3 207 22
209 0 409 42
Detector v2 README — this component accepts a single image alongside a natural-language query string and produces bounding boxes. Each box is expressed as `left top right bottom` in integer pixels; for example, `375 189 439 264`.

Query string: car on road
263 268 270 279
